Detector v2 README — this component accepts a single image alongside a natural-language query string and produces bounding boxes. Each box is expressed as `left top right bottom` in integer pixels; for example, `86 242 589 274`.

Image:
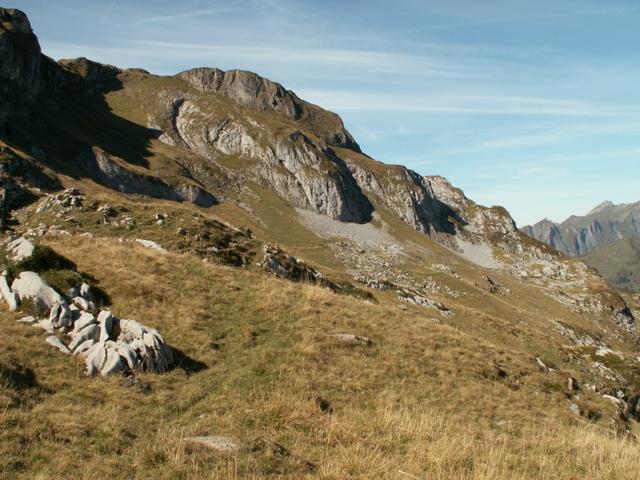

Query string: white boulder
68 324 99 351
48 300 72 329
135 239 167 253
6 236 35 261
101 344 125 376
11 271 64 312
0 271 19 311
97 310 113 342
17 315 36 324
184 436 242 452
73 339 96 356
45 335 70 354
33 319 54 333
72 311 96 333
84 343 107 376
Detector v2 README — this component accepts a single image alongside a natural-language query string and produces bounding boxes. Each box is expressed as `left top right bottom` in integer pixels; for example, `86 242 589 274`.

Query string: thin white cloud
133 7 236 24
298 89 637 116
132 40 483 78
101 0 118 23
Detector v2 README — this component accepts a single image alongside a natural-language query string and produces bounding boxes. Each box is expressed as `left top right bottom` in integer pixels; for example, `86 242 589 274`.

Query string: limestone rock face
425 175 518 242
179 68 303 120
169 100 373 222
177 67 361 151
347 163 458 238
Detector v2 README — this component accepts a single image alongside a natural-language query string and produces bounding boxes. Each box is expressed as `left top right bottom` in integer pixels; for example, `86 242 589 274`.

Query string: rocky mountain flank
522 201 640 256
0 8 636 350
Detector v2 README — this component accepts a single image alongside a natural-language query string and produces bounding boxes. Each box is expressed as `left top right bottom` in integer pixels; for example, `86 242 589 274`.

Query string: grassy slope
2 65 640 479
2 235 640 480
584 237 640 293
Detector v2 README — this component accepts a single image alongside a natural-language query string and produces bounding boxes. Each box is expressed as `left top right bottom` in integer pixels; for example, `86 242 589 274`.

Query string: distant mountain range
522 201 640 291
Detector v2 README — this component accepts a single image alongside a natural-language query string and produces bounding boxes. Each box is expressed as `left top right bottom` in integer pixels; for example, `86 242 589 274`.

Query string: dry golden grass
0 235 638 478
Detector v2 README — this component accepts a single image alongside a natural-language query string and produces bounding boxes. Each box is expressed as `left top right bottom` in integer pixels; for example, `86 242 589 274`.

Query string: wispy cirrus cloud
101 0 118 23
132 7 237 24
297 89 637 116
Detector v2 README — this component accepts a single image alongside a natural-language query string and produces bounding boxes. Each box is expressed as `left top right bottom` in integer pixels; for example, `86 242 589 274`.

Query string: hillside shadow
8 60 157 177
12 245 112 306
0 359 52 400
170 347 208 375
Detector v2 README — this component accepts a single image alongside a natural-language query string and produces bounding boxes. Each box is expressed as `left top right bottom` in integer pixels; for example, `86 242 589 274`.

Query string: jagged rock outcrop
167 100 372 222
426 175 519 243
177 67 361 151
261 244 334 287
346 162 458 237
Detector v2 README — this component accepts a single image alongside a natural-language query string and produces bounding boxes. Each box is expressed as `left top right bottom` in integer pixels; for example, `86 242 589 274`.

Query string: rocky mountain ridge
522 200 640 256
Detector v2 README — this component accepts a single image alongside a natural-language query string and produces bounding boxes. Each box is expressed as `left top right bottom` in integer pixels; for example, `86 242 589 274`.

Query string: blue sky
17 0 640 226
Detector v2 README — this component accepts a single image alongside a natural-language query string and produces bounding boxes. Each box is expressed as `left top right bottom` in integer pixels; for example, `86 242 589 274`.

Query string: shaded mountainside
522 201 640 257
585 237 640 293
3 7 640 479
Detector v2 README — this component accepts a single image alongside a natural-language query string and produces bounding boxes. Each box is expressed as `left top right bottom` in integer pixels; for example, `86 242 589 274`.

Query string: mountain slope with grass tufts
2 7 640 479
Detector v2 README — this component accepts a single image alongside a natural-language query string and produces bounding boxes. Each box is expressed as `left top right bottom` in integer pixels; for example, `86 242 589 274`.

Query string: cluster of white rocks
1 237 172 376
398 288 454 317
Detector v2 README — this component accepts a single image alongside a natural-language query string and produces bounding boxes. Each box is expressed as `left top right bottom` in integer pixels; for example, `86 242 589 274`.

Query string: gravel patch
297 208 397 247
